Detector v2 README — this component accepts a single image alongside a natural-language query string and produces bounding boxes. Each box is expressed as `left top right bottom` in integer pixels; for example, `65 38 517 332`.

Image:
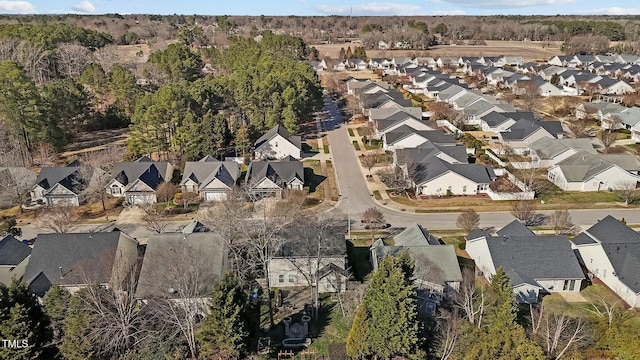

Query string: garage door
128 194 155 205
204 191 227 201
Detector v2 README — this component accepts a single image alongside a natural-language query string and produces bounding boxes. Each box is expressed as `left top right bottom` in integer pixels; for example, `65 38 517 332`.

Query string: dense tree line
128 32 322 161
0 23 113 49
0 58 140 165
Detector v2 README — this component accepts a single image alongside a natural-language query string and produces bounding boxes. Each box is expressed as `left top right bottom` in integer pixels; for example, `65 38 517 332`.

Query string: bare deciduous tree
436 309 462 360
141 205 168 233
456 209 480 233
454 268 486 328
585 295 621 327
362 207 385 241
37 205 77 233
517 81 542 112
142 236 223 359
548 209 579 235
614 181 639 205
92 44 120 72
281 212 347 318
156 181 177 206
510 199 537 225
567 118 590 138
78 145 125 211
0 167 34 211
540 314 588 360
55 43 91 78
509 161 548 196
362 152 378 175
176 191 199 210
76 260 156 359
598 130 617 150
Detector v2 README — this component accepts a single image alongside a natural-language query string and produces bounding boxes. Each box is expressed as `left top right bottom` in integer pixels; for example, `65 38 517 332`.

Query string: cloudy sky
0 0 639 16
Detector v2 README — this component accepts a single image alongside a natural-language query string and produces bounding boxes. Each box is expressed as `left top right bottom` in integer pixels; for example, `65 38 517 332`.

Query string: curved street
320 96 640 230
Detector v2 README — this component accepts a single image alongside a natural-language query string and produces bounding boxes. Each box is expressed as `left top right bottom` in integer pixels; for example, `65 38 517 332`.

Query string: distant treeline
524 20 627 41
0 23 113 49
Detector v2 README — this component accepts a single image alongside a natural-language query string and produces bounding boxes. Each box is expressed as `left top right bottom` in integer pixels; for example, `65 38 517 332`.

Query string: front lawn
352 140 361 151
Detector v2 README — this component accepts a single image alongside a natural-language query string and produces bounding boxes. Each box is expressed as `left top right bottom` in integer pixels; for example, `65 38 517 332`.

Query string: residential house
23 231 139 296
0 235 31 286
436 56 459 68
107 156 174 205
31 162 93 207
575 102 626 120
269 225 348 293
480 111 524 133
180 156 240 201
360 91 412 116
547 151 640 191
595 77 635 95
254 124 302 160
497 118 564 154
371 109 434 139
370 224 462 313
0 167 37 208
466 220 585 303
602 106 640 130
528 137 596 167
383 125 455 151
136 232 227 299
513 78 564 97
414 57 437 68
548 55 575 67
571 216 640 308
245 156 304 197
368 58 392 70
396 143 496 196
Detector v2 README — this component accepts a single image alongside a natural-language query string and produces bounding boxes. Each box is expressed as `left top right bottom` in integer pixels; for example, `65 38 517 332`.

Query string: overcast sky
1 0 639 16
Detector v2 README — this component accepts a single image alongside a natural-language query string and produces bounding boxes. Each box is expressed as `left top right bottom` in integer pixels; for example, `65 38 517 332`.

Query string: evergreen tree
59 293 96 360
197 273 248 358
486 267 518 330
0 280 51 360
338 47 346 60
43 285 71 348
346 255 420 359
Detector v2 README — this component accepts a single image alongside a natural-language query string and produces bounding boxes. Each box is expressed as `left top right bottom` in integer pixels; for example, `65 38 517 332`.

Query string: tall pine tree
0 280 51 360
346 255 420 359
197 273 248 358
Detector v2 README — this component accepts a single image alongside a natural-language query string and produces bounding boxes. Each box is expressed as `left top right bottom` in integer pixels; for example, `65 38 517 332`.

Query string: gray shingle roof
255 124 301 149
497 220 535 237
528 137 595 159
486 235 584 287
0 235 31 266
112 158 171 190
573 216 640 293
35 165 80 191
180 158 240 188
501 118 561 141
411 157 495 186
23 231 137 296
277 225 347 257
369 107 423 121
373 224 462 286
246 157 304 187
394 224 440 246
136 232 227 299
555 151 639 182
384 125 454 146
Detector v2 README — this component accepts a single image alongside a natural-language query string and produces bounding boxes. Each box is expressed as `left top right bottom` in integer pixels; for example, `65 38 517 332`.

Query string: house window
288 274 296 283
463 186 467 193
278 275 284 283
602 269 607 278
111 185 121 195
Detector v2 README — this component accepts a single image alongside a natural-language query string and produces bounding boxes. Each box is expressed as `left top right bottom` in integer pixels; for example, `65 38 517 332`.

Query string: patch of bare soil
62 128 128 157
115 44 150 64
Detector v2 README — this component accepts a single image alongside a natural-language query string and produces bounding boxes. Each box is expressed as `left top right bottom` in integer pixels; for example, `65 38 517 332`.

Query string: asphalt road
322 96 640 230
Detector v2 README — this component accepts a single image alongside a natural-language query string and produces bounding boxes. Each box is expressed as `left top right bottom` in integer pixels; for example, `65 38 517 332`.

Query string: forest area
1 14 640 167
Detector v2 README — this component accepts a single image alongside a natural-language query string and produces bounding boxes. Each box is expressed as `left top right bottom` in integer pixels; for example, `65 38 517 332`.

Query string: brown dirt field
115 44 150 63
313 40 563 62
